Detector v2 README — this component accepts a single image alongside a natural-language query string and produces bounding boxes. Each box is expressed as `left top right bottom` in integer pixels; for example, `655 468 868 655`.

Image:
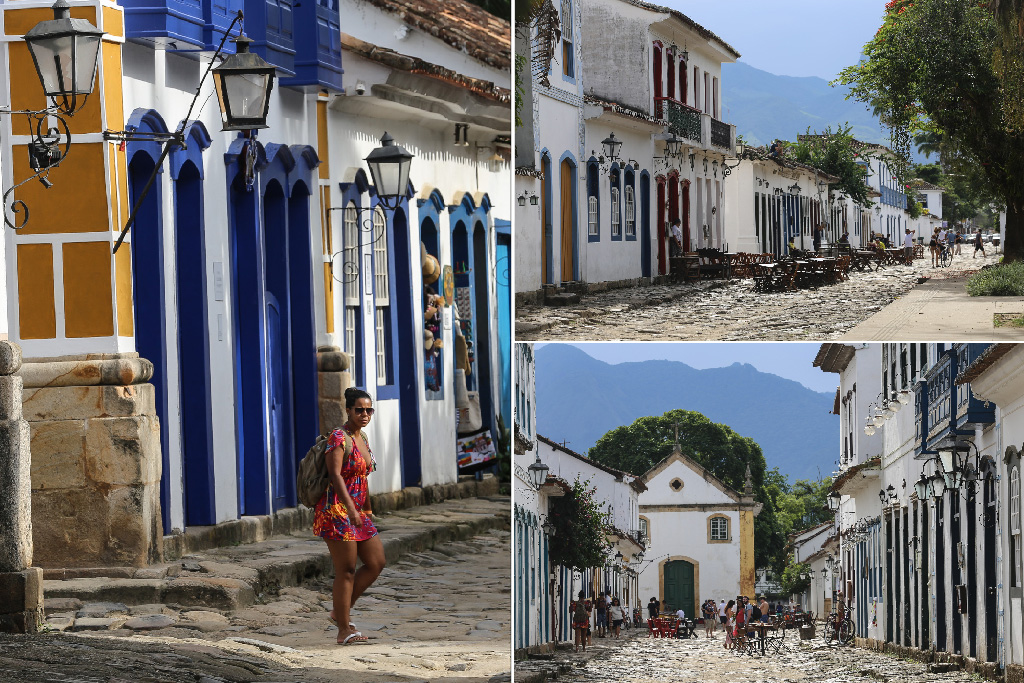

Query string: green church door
664 560 695 618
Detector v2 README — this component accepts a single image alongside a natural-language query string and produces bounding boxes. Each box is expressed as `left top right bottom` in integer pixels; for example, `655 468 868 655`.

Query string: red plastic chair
648 618 659 638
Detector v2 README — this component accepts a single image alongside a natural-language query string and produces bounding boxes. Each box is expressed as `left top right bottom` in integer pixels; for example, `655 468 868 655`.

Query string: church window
709 515 730 542
669 478 684 492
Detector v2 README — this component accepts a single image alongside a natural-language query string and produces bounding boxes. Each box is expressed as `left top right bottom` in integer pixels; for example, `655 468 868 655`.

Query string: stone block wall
317 346 351 434
21 354 162 568
0 341 43 632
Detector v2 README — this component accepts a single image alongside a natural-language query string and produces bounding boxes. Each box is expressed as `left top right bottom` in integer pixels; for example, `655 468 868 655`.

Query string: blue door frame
390 206 422 487
640 172 651 278
126 109 172 534
170 120 216 526
227 140 320 515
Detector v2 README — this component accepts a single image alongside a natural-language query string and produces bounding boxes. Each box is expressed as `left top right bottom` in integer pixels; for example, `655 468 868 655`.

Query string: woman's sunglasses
352 407 375 415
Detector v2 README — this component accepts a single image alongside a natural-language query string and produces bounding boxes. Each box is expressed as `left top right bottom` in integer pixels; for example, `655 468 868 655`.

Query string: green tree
465 0 509 18
588 409 788 573
835 0 1023 261
548 476 612 571
786 124 876 208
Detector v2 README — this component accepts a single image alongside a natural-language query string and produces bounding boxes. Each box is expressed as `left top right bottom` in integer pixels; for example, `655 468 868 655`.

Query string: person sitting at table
787 236 797 253
838 231 850 250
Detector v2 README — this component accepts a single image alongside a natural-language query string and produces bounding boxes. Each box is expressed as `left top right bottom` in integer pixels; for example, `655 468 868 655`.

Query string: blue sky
669 0 888 80
536 343 838 394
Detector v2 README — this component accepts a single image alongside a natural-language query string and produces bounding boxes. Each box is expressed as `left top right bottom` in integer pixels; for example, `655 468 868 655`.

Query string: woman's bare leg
352 535 386 607
325 539 361 642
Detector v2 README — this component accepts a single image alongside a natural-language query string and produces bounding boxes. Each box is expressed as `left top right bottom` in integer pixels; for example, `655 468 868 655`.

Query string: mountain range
722 61 888 149
534 345 839 483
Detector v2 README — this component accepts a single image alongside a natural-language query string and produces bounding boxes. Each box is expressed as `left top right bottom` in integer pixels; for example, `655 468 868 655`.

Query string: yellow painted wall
739 510 755 597
16 243 56 339
63 242 114 338
5 1 132 346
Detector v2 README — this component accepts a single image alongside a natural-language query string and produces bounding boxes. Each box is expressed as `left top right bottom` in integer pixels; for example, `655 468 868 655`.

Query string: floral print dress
313 426 378 542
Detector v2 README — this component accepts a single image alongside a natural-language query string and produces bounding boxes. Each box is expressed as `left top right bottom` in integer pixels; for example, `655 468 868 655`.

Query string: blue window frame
586 159 600 242
624 167 636 240
560 0 575 83
610 165 622 241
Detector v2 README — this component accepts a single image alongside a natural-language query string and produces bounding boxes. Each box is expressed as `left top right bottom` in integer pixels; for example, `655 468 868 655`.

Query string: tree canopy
834 0 1024 260
786 124 876 209
548 476 612 571
588 409 788 572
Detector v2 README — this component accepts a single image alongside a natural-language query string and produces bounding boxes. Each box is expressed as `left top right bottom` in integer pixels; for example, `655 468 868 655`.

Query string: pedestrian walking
595 591 608 638
955 230 963 255
719 599 727 629
974 229 986 258
947 228 956 259
758 596 771 624
724 599 736 649
315 387 386 646
930 228 940 267
609 597 625 639
812 223 823 253
572 591 589 653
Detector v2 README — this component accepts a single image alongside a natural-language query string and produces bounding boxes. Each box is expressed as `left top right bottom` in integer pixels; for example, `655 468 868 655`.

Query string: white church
638 443 762 617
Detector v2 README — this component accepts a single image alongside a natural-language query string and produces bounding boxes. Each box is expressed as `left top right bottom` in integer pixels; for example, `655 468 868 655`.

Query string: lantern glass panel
30 35 73 96
216 70 270 125
915 476 929 501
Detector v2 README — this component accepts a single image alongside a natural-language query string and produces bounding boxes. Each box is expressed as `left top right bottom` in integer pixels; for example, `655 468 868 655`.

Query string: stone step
544 292 582 306
44 495 509 612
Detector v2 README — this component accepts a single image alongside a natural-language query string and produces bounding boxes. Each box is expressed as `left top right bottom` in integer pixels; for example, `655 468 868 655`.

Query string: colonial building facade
515 0 739 302
4 0 510 567
816 343 1024 678
638 445 760 617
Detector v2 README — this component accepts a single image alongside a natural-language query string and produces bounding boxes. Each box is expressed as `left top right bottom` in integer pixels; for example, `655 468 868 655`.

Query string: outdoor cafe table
749 621 774 655
852 250 876 271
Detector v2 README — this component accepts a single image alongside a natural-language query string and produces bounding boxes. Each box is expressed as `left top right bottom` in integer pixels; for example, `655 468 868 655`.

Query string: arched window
624 168 636 238
1012 466 1021 587
587 160 600 238
625 185 635 237
611 187 621 238
344 202 360 375
709 515 730 542
610 167 621 239
372 206 390 386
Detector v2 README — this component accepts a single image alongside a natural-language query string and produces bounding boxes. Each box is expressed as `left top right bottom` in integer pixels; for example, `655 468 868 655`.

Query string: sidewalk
44 494 510 614
842 274 1024 340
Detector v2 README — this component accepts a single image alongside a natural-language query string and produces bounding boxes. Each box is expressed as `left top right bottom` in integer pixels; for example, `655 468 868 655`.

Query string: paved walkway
842 274 1024 340
517 629 984 683
515 252 1005 341
1 497 511 682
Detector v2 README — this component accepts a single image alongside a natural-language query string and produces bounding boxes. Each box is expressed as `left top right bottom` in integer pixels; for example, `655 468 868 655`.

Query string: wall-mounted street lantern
365 132 414 211
827 491 841 511
864 416 876 436
601 133 622 161
527 453 550 490
23 0 103 116
211 35 276 131
542 516 556 537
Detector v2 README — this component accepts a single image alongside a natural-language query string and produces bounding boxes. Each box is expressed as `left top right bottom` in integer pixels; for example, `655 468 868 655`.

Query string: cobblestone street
515 252 1003 341
517 629 983 683
0 530 511 683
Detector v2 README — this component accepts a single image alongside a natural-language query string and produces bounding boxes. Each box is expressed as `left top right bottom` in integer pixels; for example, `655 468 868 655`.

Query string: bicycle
823 605 855 646
939 244 952 268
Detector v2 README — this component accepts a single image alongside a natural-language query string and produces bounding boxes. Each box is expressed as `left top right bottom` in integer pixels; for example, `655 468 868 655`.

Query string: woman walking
608 597 625 638
572 591 590 652
314 388 386 645
723 599 735 649
703 600 716 638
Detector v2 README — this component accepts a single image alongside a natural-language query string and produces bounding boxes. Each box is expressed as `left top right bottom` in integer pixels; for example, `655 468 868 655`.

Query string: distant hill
535 345 838 482
722 61 888 148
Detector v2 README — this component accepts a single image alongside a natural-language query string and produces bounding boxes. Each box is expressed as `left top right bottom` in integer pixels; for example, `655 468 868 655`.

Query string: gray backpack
296 430 352 508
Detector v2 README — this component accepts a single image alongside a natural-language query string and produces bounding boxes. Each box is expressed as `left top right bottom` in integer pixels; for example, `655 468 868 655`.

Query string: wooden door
560 158 575 282
664 560 695 618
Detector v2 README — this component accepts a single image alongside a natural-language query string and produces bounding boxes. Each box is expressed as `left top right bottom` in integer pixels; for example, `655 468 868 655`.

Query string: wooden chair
835 255 851 282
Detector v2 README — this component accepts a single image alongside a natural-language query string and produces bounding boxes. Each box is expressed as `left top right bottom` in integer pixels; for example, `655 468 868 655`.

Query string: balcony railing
658 98 702 143
711 117 731 149
955 343 996 429
925 351 953 447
